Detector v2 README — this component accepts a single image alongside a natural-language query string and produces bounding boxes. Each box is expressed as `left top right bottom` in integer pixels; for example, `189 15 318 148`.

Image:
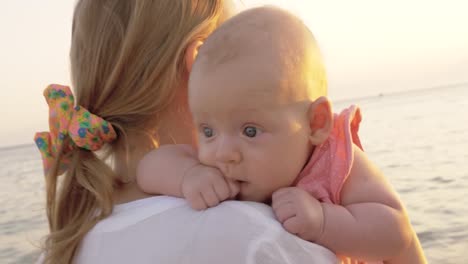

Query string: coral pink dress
296 105 382 264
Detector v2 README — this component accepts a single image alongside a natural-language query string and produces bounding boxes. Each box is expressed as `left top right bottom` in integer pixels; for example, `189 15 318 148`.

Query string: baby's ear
185 40 204 73
307 96 333 145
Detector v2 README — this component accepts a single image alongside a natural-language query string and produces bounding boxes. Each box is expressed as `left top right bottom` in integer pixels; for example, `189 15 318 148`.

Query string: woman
35 1 337 263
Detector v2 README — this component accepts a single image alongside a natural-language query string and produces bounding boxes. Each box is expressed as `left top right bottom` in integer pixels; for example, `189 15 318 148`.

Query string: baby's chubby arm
272 145 425 262
317 145 426 263
137 144 239 210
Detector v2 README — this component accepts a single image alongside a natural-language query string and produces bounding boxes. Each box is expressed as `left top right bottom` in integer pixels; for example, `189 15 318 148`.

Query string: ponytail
38 0 227 262
43 148 115 263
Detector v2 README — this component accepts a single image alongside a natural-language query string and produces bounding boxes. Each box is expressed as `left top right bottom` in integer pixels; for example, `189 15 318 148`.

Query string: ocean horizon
1 84 467 263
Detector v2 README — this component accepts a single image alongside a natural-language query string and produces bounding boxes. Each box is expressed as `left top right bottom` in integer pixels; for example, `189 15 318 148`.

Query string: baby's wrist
180 162 202 197
305 201 326 243
311 202 327 244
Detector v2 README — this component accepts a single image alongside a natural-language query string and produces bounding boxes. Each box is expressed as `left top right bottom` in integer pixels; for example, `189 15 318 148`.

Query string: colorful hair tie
34 84 117 175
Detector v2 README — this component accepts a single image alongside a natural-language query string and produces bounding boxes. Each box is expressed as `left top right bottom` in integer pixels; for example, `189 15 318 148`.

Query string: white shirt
71 196 337 263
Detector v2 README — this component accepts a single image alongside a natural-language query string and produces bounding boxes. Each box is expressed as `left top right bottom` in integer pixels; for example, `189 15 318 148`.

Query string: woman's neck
112 106 195 205
157 102 195 146
111 132 156 204
113 182 152 204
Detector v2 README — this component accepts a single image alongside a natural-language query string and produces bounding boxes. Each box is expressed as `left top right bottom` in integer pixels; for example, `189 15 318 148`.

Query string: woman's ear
308 96 333 145
185 40 204 73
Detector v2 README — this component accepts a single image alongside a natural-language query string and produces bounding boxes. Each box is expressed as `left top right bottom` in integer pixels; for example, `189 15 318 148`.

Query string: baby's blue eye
243 126 257 137
203 127 214 138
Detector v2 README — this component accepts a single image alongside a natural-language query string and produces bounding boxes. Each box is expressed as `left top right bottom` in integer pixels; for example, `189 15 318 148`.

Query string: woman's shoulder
196 201 337 263
76 197 336 264
83 197 278 237
112 198 280 233
209 200 278 221
88 195 187 233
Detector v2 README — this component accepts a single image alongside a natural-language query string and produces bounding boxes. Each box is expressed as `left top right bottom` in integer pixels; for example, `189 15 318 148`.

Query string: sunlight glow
0 0 467 147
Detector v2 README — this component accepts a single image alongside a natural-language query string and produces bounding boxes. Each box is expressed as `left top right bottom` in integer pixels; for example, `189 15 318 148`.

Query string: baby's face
189 59 313 202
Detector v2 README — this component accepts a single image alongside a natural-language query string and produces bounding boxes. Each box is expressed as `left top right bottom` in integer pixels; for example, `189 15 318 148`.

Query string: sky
0 0 467 147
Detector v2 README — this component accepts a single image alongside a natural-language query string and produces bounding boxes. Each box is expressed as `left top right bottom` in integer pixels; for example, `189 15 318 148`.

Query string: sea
1 84 467 263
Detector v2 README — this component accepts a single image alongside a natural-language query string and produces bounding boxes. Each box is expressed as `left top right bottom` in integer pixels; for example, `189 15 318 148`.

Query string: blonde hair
43 0 226 263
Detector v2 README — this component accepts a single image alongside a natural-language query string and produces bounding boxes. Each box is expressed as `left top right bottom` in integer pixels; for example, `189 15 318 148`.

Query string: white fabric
67 196 337 263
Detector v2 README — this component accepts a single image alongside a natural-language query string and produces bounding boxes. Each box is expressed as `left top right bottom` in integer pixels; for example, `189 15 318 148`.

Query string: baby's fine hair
192 6 328 99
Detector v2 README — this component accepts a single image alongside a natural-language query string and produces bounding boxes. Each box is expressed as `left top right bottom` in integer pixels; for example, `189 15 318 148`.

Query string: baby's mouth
234 180 249 200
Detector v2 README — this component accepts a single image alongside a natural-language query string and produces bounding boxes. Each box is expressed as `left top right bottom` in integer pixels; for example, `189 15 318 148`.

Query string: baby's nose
215 136 241 164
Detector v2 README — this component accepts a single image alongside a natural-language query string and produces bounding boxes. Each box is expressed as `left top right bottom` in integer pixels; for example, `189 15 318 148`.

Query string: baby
137 6 426 264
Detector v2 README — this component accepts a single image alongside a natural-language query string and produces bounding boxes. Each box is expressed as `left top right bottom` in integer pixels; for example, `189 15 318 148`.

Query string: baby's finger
227 179 240 199
274 203 296 223
271 189 296 211
271 198 293 212
189 193 208 211
212 178 231 201
201 187 221 208
272 187 296 202
283 216 301 235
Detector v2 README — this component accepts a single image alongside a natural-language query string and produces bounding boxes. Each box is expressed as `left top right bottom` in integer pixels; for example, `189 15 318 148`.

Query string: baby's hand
272 187 324 242
182 164 240 210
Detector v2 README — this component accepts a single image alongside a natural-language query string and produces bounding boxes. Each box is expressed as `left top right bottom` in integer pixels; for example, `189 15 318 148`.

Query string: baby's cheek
197 144 216 166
